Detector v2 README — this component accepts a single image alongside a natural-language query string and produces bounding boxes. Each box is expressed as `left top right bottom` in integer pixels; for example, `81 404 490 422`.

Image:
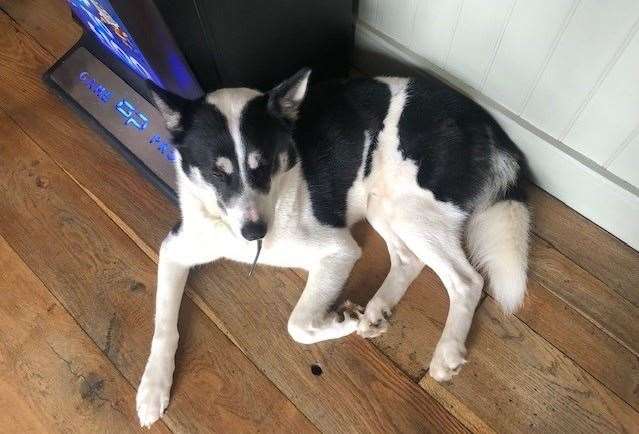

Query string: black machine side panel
154 0 353 91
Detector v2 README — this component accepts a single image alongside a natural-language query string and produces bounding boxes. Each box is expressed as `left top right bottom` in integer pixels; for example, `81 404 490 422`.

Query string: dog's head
149 68 311 241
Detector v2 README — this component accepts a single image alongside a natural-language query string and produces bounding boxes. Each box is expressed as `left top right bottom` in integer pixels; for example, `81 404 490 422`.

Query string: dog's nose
241 220 267 241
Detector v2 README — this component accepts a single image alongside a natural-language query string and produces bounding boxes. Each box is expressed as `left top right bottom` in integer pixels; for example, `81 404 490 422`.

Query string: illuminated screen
68 0 161 84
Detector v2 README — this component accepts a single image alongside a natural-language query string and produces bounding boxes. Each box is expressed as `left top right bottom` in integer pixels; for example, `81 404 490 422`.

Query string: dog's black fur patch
295 78 391 227
398 77 526 210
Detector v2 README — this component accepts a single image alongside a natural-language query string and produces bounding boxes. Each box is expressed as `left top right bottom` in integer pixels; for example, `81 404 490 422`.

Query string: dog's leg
394 201 484 382
287 231 362 344
419 243 483 382
136 227 218 427
358 212 424 338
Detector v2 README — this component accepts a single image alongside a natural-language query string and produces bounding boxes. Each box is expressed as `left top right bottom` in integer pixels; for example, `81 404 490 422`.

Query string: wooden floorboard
516 279 639 412
419 299 638 434
0 10 467 433
0 0 79 59
528 186 639 308
529 235 639 356
0 234 168 434
0 111 316 433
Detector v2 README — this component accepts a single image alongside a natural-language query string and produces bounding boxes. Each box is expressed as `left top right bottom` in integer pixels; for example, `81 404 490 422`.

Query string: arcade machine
45 0 353 201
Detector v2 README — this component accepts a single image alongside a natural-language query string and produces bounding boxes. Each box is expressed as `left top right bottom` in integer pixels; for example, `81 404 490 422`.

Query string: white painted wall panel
445 0 515 89
609 132 639 187
521 0 639 139
564 28 639 164
483 0 576 113
488 108 639 250
358 0 379 26
409 0 464 68
375 0 417 45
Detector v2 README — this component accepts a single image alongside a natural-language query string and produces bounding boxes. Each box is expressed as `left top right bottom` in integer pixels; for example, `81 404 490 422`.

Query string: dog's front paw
357 297 391 339
136 360 173 428
429 340 467 382
338 300 364 320
288 302 362 344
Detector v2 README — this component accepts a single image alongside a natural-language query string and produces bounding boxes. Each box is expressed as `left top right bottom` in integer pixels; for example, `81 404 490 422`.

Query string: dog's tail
467 198 530 313
466 122 531 313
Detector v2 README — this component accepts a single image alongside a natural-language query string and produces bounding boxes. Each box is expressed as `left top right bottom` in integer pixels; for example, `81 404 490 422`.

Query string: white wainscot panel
488 109 639 250
445 0 515 89
358 0 379 26
409 0 464 68
522 0 639 139
372 0 417 46
483 0 576 113
609 133 639 187
563 29 639 165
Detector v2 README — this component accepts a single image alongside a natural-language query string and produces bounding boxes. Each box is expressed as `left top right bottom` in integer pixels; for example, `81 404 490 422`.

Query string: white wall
354 0 639 250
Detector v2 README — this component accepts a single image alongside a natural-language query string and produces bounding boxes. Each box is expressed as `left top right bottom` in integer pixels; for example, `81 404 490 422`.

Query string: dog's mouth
248 239 262 277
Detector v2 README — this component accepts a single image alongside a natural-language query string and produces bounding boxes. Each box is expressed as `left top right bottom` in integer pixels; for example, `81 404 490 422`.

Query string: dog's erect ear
146 80 189 132
268 68 311 121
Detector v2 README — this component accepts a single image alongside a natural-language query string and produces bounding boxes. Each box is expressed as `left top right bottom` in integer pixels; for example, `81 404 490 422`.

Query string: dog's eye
213 157 234 179
212 168 228 179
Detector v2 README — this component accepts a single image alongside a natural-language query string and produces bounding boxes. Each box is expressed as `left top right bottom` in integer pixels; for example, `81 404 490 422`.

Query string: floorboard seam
526 255 638 358
0 6 58 59
510 287 639 412
530 213 639 310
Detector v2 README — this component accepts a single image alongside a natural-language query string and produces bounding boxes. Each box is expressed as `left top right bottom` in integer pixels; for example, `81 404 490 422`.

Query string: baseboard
353 22 639 251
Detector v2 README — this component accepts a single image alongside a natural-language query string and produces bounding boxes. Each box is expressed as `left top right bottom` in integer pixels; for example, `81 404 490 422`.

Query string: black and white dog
136 69 530 427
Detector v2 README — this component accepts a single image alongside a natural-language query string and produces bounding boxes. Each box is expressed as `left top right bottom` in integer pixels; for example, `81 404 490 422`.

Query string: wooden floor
0 1 638 432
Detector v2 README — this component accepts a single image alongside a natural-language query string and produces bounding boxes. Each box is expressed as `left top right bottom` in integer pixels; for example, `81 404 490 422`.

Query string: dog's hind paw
429 340 467 382
357 298 391 339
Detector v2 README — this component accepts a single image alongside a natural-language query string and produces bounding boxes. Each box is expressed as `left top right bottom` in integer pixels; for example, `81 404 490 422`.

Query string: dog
136 69 530 427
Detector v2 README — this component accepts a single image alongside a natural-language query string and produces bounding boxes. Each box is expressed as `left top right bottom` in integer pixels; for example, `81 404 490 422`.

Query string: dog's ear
268 68 311 121
146 80 189 132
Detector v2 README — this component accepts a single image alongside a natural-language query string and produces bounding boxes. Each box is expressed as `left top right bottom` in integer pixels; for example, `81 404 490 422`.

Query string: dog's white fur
136 77 529 427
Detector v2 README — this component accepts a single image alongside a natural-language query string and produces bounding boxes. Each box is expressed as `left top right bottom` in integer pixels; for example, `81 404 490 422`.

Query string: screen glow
69 0 160 84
